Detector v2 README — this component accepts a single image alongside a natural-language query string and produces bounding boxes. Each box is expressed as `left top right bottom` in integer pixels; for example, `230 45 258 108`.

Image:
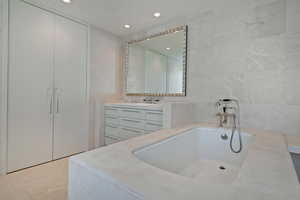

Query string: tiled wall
89 27 123 148
123 0 300 136
0 0 3 125
0 0 4 174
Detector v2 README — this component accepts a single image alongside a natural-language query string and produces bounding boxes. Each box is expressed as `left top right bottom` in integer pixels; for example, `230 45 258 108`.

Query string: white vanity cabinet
104 104 163 145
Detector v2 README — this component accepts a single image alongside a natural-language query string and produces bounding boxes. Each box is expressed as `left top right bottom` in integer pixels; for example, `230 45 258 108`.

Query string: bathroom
0 0 300 199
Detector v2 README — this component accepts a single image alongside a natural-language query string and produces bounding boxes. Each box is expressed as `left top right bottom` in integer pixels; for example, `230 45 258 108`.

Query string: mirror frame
125 25 188 97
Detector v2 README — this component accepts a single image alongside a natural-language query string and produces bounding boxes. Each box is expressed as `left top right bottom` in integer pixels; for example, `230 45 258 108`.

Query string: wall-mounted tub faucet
216 99 243 153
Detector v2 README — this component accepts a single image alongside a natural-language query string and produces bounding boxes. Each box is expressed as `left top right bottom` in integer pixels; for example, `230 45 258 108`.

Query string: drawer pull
122 119 141 123
106 125 118 129
106 116 118 119
147 122 162 126
106 108 118 111
105 135 119 140
121 128 142 133
122 109 141 113
146 112 162 115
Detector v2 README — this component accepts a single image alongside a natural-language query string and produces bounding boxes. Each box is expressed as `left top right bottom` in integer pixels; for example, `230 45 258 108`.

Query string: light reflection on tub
133 127 253 183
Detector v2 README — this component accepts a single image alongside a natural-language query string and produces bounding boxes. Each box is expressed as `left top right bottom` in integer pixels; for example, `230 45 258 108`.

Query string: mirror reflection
126 26 187 96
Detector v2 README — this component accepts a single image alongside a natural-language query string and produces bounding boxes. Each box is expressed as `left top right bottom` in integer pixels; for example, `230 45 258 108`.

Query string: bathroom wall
0 0 3 128
124 0 300 136
89 27 122 148
0 0 5 174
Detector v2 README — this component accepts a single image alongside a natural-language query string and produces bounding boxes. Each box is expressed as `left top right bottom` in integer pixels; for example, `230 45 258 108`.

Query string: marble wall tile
251 0 287 38
281 68 300 105
287 0 300 33
89 27 123 148
281 33 300 55
240 103 300 135
123 0 300 136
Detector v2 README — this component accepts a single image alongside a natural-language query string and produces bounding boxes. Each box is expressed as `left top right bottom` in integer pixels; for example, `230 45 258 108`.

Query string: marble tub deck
71 123 300 200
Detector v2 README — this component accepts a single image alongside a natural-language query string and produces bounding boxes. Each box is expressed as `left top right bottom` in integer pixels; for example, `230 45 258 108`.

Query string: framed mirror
125 26 187 96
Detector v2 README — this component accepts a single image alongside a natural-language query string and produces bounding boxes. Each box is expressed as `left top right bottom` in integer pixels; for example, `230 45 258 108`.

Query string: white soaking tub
134 127 253 183
70 124 300 200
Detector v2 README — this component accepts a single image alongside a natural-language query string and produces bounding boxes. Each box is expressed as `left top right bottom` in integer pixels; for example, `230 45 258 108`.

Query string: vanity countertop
70 123 300 200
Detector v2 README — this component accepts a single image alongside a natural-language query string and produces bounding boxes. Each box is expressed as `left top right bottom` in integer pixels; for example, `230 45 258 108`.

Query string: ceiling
25 0 218 37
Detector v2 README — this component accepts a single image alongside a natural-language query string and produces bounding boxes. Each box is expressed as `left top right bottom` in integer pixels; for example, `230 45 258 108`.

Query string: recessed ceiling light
124 24 131 29
61 0 72 4
153 12 161 18
166 47 171 50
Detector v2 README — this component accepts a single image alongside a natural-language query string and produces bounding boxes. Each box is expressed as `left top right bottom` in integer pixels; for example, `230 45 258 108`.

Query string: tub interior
134 128 253 183
290 152 300 183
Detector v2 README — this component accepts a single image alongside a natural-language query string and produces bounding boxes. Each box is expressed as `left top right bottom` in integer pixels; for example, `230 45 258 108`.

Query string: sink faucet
143 97 160 104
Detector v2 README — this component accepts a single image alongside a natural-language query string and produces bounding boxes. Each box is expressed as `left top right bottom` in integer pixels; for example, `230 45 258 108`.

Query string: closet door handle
50 95 53 114
55 88 60 114
56 96 60 114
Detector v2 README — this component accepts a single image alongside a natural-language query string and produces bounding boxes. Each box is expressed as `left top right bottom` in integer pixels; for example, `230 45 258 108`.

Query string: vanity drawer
119 108 145 119
145 122 163 132
105 107 119 117
105 136 119 145
146 111 163 122
119 127 144 140
119 118 145 130
105 125 120 139
105 116 119 126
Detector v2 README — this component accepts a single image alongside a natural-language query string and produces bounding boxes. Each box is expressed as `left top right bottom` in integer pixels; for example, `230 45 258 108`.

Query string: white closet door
53 15 88 159
8 0 54 172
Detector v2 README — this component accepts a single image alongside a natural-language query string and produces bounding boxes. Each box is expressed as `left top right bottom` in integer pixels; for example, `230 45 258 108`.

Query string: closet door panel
8 0 54 172
53 16 88 159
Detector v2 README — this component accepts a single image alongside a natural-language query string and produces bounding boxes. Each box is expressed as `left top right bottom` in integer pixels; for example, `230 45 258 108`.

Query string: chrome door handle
50 95 53 114
48 87 53 114
56 95 60 114
55 88 60 114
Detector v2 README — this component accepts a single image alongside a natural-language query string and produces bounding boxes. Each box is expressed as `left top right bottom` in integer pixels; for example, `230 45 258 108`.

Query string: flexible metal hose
229 100 242 153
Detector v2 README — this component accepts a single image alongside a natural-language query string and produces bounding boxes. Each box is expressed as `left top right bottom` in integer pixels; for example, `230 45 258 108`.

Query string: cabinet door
53 15 88 159
8 0 54 172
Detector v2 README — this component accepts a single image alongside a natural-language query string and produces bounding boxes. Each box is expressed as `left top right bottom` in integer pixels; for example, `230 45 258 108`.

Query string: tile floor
0 159 68 200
